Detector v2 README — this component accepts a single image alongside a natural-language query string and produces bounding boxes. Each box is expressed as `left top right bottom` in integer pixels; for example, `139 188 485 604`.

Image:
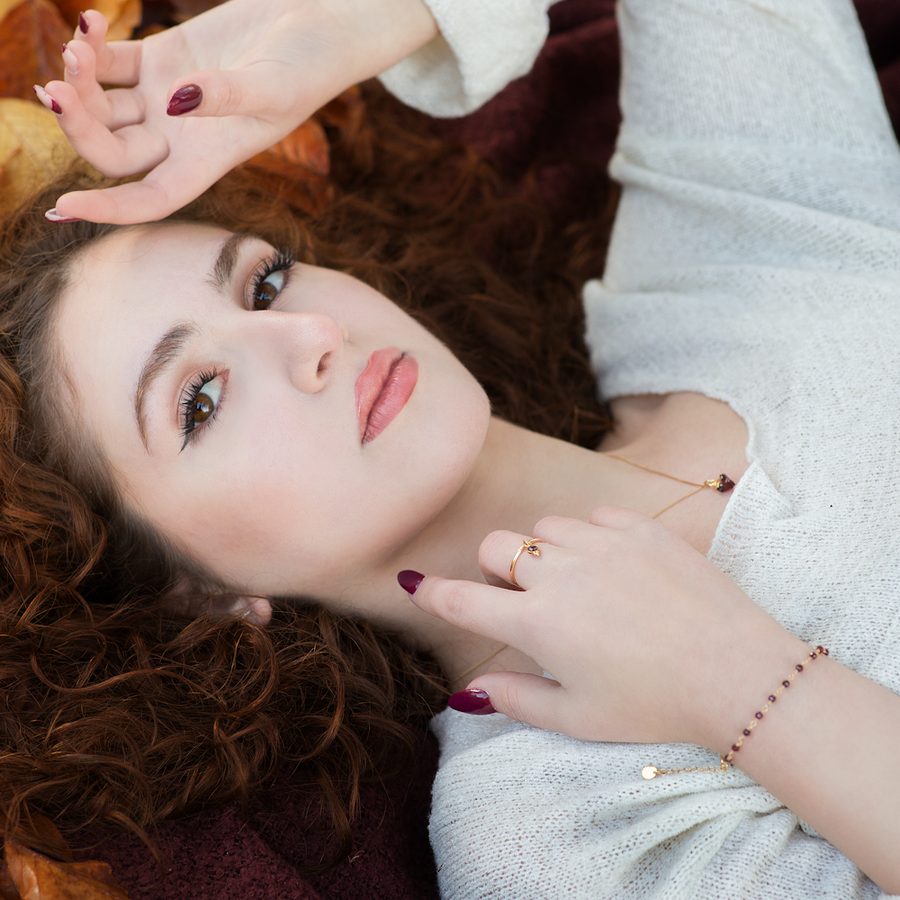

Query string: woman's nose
268 311 345 393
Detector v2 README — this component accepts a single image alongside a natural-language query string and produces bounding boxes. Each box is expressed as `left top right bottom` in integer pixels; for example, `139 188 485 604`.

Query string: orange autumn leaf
242 115 335 214
0 858 21 900
3 818 129 900
256 116 331 176
317 85 364 131
0 0 69 100
4 842 129 900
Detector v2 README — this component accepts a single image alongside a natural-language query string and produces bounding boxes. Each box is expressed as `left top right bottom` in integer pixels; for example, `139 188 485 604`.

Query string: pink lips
356 348 418 444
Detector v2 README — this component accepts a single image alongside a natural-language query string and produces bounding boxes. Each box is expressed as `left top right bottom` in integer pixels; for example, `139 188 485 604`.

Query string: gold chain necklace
605 454 736 518
455 457 737 685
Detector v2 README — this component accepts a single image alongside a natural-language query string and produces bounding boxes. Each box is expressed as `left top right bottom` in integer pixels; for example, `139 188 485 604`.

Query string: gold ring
509 538 544 588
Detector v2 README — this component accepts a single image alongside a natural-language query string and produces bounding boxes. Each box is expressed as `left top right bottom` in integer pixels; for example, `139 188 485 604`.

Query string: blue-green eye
251 248 296 310
180 370 225 449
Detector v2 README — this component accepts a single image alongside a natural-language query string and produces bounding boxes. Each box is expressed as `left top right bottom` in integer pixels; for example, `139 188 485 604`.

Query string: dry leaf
257 116 330 176
0 97 77 217
0 0 69 100
0 858 21 900
5 842 129 900
53 0 141 41
317 85 364 131
3 817 129 900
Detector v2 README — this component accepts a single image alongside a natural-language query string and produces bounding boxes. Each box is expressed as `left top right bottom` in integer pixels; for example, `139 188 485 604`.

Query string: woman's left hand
43 0 437 224
408 506 807 753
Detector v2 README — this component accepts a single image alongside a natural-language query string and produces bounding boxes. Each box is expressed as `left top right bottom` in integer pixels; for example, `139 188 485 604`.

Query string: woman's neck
354 395 748 684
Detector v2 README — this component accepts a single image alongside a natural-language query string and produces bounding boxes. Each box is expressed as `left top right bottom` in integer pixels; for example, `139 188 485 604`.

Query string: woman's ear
162 577 273 625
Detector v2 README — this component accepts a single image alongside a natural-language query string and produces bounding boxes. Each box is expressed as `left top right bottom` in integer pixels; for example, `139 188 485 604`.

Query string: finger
406 574 529 647
53 149 226 223
58 43 144 127
588 504 656 529
72 8 108 46
92 39 143 86
74 12 143 85
478 529 553 590
46 86 167 177
452 672 571 731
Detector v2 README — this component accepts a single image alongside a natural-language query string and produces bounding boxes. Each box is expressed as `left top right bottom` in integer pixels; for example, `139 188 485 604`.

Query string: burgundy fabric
80 2 900 897
78 732 439 900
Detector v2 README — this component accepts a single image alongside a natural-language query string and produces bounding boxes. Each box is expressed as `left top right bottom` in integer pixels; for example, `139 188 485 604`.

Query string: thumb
166 67 281 118
450 672 565 730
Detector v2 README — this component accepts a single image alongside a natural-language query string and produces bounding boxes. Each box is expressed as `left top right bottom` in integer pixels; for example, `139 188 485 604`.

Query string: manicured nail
33 85 62 115
45 208 81 223
448 689 496 715
78 11 89 34
397 570 425 595
166 84 202 116
62 44 79 76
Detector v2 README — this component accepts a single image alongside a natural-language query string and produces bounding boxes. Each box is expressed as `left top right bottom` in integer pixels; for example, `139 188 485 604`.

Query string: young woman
22 0 900 896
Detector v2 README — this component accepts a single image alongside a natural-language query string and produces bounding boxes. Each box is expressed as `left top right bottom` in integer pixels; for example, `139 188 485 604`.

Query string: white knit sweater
383 0 900 897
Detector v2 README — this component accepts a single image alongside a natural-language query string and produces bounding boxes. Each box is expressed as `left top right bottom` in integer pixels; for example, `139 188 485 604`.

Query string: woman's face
54 223 491 602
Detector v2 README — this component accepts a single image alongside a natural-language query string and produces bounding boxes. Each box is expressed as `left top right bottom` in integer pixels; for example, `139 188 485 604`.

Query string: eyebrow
133 233 252 451
207 232 252 294
134 322 198 450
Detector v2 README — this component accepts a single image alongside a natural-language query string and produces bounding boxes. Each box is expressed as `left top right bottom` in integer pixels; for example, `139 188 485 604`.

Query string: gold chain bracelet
642 645 829 780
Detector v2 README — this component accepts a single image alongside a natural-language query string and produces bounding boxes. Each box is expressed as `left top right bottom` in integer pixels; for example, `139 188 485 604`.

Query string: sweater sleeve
378 0 553 117
603 0 900 292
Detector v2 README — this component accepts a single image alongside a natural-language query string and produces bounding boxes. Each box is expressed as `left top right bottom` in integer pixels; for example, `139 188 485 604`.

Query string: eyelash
249 247 296 310
179 368 223 450
178 248 297 449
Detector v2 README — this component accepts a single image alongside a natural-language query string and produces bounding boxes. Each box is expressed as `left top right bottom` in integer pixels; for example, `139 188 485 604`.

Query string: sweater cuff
379 0 552 118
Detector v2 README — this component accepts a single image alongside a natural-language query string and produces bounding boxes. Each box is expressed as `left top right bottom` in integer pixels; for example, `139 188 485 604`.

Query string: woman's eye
181 371 225 448
250 248 295 310
254 270 285 310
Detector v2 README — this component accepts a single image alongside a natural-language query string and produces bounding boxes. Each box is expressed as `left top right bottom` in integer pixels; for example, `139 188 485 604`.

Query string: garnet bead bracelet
642 646 829 780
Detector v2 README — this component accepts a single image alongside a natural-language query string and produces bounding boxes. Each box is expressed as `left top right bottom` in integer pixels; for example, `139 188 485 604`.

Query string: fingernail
33 85 62 115
62 44 79 75
78 11 89 33
167 84 202 116
448 689 496 715
397 570 425 595
45 208 81 223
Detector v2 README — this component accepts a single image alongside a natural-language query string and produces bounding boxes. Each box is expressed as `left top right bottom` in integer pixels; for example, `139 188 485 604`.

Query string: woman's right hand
42 0 437 224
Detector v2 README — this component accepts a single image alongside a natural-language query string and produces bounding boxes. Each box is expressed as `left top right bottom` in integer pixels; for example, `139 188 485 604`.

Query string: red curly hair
0 84 612 867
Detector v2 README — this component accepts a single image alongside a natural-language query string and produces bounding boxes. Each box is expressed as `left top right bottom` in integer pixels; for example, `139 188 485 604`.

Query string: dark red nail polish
61 42 67 53
167 84 202 116
448 689 496 715
397 570 425 595
78 12 88 33
33 85 62 115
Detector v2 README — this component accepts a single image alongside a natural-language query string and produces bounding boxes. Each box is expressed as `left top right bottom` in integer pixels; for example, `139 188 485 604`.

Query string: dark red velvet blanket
84 2 900 896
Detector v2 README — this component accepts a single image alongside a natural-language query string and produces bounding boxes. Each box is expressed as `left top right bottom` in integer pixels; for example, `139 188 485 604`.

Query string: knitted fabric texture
386 0 900 897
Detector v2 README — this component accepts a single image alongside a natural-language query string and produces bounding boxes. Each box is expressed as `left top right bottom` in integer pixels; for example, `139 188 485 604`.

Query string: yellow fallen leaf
0 98 77 218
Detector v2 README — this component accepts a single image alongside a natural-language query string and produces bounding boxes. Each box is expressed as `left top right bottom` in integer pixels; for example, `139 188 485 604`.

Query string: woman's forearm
727 654 900 893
